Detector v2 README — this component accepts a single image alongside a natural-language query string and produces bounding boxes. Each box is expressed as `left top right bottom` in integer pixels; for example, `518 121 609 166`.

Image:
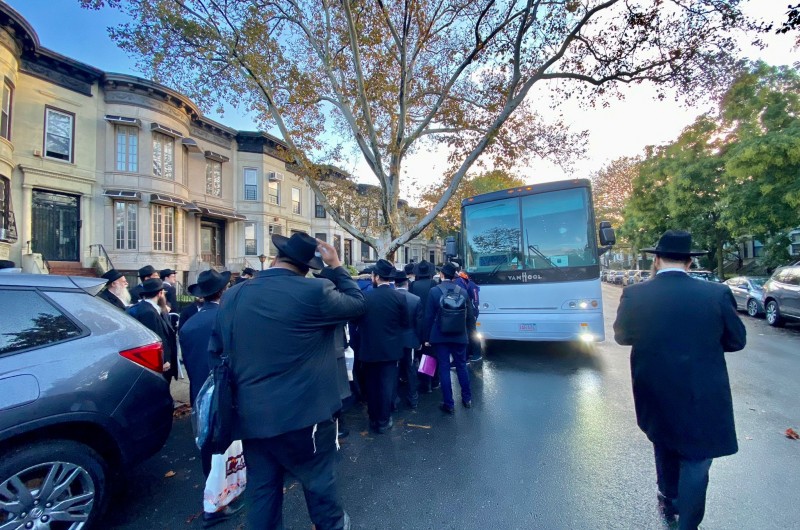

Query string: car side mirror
599 221 616 246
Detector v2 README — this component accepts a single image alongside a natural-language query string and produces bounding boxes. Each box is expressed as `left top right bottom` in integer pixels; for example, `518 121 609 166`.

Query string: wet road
108 283 800 529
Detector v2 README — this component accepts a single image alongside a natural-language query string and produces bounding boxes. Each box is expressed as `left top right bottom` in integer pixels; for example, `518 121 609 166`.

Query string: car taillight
120 342 163 372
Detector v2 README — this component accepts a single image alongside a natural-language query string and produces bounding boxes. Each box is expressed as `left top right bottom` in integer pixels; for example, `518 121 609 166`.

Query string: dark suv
762 265 800 327
0 274 173 528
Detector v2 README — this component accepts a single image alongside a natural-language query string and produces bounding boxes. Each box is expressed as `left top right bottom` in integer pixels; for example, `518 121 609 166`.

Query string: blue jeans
434 343 471 409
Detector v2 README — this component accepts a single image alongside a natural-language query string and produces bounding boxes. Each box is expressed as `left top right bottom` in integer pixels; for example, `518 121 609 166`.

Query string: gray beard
110 286 132 306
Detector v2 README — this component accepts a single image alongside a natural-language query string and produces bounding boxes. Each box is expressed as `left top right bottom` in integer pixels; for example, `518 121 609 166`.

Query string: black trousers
653 444 713 530
416 344 439 391
363 360 398 427
242 420 346 530
396 347 418 406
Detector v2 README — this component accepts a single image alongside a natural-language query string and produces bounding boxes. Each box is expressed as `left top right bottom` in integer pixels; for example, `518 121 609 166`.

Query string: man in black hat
404 262 416 285
160 268 179 311
127 278 178 381
424 262 474 413
410 260 439 393
614 230 746 530
177 269 238 526
234 267 256 285
354 259 409 432
98 269 130 310
209 231 365 530
129 264 160 302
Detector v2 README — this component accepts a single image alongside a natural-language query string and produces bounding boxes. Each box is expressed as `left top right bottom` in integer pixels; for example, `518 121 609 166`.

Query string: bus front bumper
476 312 605 342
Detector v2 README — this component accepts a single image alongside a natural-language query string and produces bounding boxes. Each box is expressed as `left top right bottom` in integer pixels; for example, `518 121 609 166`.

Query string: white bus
459 179 615 342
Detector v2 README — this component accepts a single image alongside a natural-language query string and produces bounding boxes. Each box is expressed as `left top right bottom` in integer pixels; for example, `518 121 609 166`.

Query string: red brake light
120 342 163 372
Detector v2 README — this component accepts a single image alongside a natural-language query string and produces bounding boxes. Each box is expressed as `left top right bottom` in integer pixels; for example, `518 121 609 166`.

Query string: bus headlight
579 333 595 343
563 299 600 310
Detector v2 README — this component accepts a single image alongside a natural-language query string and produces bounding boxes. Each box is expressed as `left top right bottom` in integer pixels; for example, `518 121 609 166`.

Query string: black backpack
437 284 468 334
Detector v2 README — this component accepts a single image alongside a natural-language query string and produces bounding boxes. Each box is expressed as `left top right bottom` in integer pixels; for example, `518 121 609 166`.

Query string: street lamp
258 254 267 270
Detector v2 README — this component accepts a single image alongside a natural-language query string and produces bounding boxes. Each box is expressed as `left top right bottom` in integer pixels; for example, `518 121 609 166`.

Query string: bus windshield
463 187 597 284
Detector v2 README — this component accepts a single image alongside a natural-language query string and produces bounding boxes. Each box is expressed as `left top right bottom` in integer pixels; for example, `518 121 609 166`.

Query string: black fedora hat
160 268 177 279
373 259 396 279
138 265 156 278
404 263 416 275
272 232 324 270
358 266 374 275
101 269 124 285
188 269 231 298
393 270 409 283
241 267 256 276
140 278 165 297
415 260 433 278
642 230 707 257
440 262 459 277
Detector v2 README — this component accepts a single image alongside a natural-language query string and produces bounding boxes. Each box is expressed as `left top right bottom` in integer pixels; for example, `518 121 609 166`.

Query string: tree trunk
716 233 725 278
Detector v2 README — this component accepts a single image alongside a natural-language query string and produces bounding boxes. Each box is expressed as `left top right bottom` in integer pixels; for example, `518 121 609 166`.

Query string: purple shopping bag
418 353 437 376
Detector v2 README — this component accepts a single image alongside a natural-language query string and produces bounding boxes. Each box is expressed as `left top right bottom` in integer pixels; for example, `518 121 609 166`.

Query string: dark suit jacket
98 288 126 311
209 266 366 439
127 300 178 380
128 283 143 302
356 285 409 363
424 281 474 344
396 288 423 349
178 303 218 406
613 271 746 459
409 278 436 308
178 301 201 332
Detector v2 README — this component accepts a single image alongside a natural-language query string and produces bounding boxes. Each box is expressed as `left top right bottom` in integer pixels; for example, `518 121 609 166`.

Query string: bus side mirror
599 221 616 246
445 235 459 260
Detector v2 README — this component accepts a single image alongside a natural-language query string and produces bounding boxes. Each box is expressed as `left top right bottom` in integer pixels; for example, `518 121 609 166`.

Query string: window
1 79 12 140
315 194 326 218
244 222 257 256
244 168 258 201
206 159 222 197
361 241 371 261
0 290 82 354
152 204 175 252
152 132 174 179
292 187 301 215
44 107 74 162
268 181 280 205
315 232 327 243
114 201 137 250
360 207 369 227
412 247 419 262
0 176 9 233
115 126 138 172
269 224 283 255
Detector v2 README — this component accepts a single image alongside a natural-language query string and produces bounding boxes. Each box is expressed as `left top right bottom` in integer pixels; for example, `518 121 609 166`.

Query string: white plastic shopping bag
203 440 247 513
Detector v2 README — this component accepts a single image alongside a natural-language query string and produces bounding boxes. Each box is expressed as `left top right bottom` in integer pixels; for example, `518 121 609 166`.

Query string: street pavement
106 283 800 529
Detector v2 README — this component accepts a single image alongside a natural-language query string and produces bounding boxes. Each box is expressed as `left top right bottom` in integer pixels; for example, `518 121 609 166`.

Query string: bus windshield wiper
527 244 568 278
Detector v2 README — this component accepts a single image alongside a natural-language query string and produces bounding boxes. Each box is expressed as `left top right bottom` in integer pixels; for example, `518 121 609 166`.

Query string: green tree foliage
81 0 752 258
619 62 800 274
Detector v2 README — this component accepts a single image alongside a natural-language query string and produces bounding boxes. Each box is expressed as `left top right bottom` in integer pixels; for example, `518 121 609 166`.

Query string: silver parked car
762 265 800 327
0 274 174 529
724 276 768 317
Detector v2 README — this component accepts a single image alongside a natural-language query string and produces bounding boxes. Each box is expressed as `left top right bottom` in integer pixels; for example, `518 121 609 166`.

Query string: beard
110 285 132 306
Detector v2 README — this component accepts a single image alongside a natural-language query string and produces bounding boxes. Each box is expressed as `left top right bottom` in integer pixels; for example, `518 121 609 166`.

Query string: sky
5 0 797 205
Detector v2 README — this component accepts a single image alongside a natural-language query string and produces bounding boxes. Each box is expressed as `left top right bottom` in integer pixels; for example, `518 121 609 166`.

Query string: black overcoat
356 285 409 362
126 300 178 380
613 271 747 459
396 288 423 349
98 288 126 311
209 266 365 439
178 303 218 406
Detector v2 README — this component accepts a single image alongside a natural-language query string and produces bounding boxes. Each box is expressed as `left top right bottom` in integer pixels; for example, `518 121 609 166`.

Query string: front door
200 217 226 267
32 190 80 261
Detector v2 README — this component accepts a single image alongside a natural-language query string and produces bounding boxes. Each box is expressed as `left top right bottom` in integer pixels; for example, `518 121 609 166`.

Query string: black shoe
432 382 441 390
337 427 350 439
202 501 244 527
462 400 472 408
440 403 455 414
406 399 418 409
657 493 678 524
469 355 483 363
377 418 393 434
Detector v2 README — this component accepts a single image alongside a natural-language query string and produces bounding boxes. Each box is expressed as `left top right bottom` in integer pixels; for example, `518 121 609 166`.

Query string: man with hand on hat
178 269 237 526
126 278 178 381
160 268 179 311
98 269 130 310
614 230 746 530
209 231 365 530
129 264 160 302
354 259 409 433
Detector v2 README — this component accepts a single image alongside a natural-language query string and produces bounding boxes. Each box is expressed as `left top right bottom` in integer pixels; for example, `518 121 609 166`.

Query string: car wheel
746 299 760 317
0 440 109 530
765 300 784 327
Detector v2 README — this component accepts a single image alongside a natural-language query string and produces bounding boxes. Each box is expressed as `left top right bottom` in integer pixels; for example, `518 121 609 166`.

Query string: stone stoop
47 261 98 278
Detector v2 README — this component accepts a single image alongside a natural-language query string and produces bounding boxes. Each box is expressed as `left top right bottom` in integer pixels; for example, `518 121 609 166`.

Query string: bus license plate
519 323 536 332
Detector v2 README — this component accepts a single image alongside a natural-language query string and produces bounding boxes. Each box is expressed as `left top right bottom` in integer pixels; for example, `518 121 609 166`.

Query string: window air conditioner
268 172 284 182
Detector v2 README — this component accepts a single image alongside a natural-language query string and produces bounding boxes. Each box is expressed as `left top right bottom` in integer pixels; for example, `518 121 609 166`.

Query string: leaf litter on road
785 428 799 440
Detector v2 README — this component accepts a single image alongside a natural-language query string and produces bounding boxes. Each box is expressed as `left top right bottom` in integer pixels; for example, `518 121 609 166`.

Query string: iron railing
88 244 115 272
